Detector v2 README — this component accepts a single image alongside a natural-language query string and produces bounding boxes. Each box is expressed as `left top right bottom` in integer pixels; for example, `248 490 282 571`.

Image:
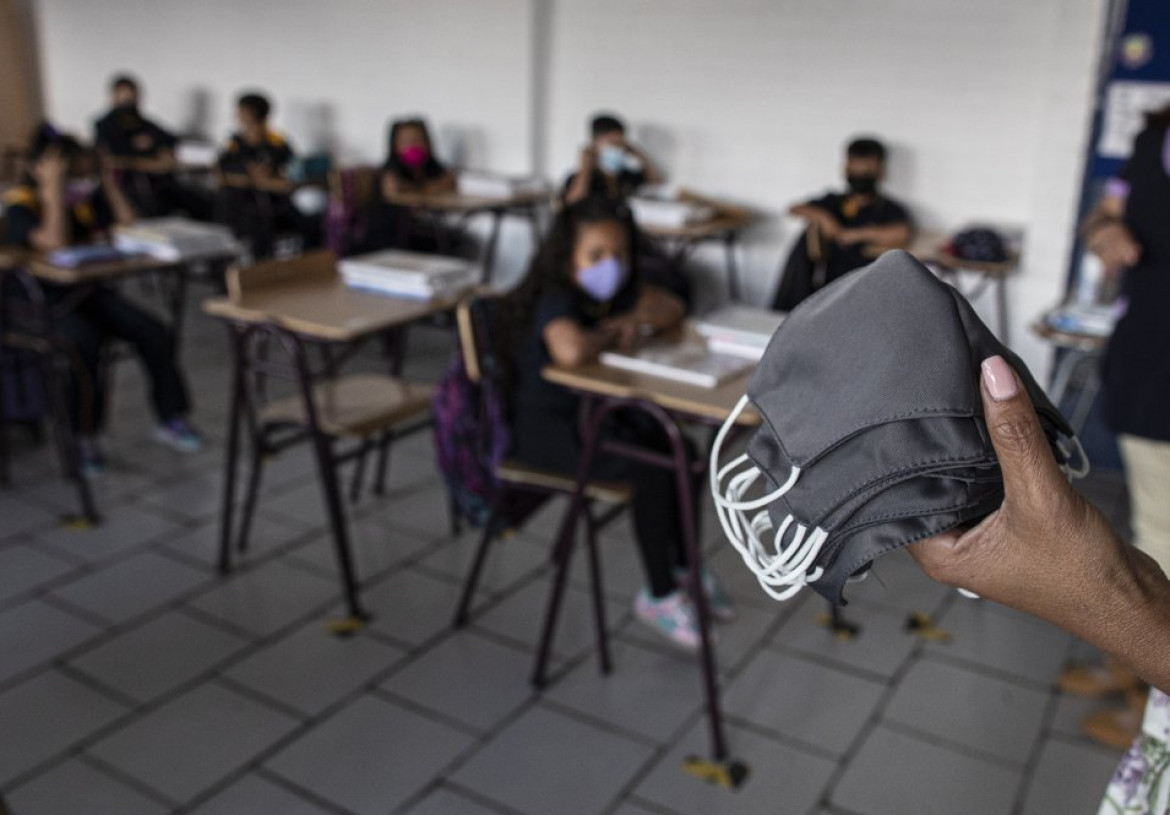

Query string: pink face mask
399 144 430 168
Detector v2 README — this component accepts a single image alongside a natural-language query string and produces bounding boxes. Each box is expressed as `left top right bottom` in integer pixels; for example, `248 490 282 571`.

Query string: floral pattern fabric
1101 690 1170 815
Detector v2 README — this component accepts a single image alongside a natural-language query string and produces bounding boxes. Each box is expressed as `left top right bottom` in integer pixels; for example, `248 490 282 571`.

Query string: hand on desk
599 314 651 353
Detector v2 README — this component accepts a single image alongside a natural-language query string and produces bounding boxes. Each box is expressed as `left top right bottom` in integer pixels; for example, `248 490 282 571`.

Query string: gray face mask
710 250 1087 604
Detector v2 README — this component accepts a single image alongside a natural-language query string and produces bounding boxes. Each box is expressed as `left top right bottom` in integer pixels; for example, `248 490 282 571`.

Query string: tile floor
0 292 1132 815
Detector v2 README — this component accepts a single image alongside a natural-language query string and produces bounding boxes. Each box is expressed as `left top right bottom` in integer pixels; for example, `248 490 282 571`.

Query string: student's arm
543 317 618 368
564 147 597 206
27 149 71 251
381 170 404 199
837 221 912 250
911 356 1170 694
600 285 686 351
789 202 841 239
422 170 457 195
100 160 137 227
1083 192 1140 275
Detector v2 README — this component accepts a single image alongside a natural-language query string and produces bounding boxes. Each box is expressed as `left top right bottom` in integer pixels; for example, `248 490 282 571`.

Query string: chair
219 251 434 573
324 165 381 257
451 290 632 681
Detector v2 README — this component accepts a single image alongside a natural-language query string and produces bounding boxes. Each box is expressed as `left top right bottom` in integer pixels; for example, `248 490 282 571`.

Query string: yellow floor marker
682 755 750 790
905 610 952 643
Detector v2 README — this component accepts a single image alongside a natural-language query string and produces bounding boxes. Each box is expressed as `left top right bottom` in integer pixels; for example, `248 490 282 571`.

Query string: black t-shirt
805 190 912 278
513 280 641 417
2 184 115 248
562 168 647 204
94 106 178 158
217 131 295 176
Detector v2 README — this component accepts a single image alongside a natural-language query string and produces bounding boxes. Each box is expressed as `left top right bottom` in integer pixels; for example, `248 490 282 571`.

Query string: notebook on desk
628 196 716 229
456 171 548 200
1045 303 1120 338
339 249 479 300
694 305 785 360
46 245 125 268
114 218 240 262
600 339 753 388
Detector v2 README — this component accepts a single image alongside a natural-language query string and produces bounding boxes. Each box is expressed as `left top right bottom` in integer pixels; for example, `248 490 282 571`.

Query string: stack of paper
600 339 753 388
47 245 124 268
457 171 548 200
695 305 786 360
114 218 240 262
628 196 716 229
174 140 218 167
339 249 479 301
1045 304 1120 338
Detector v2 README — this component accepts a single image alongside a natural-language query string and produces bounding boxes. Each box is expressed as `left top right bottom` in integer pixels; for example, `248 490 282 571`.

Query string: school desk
203 250 457 626
382 189 552 286
539 356 756 772
1033 310 1111 435
638 189 755 301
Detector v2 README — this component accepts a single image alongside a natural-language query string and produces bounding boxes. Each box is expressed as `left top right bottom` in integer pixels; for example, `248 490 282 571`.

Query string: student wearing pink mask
509 198 735 649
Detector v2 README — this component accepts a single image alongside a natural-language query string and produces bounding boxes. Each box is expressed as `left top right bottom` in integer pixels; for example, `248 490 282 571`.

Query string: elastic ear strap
1057 435 1091 480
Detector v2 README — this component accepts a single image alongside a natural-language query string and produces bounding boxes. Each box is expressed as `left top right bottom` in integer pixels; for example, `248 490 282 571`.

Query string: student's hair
1146 103 1170 128
590 113 626 139
23 123 86 185
110 74 139 93
846 137 887 162
237 93 272 122
384 117 445 176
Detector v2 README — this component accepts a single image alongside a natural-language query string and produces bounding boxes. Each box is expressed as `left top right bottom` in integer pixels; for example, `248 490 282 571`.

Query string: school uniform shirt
93 105 178 158
513 280 641 419
1103 120 1170 442
805 190 911 278
2 184 115 249
217 130 294 176
561 168 647 204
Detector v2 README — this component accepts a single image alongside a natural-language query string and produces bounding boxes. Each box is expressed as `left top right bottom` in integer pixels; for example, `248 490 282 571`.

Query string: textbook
1045 303 1120 338
694 305 786 360
339 249 478 300
456 171 549 200
600 339 753 388
46 245 124 268
114 218 240 262
628 196 716 229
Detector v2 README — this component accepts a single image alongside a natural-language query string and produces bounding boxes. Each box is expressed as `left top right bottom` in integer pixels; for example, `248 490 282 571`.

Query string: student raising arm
563 113 662 206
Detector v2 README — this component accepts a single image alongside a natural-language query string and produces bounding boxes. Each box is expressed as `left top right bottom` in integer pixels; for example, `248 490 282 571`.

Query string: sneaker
77 436 106 478
676 567 736 623
634 588 702 651
155 417 204 453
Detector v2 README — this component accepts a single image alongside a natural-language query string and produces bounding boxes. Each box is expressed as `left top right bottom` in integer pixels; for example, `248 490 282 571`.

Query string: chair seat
495 459 632 504
258 373 433 437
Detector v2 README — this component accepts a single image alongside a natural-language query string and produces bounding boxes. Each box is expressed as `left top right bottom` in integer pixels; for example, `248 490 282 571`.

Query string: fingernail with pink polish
981 355 1018 402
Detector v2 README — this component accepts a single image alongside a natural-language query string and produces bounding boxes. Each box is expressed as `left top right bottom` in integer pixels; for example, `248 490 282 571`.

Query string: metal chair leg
583 507 612 675
453 502 501 628
236 433 266 554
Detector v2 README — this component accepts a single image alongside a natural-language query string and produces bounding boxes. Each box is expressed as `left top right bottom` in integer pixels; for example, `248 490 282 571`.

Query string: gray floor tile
0 495 60 537
473 579 627 664
451 704 654 815
418 531 549 596
226 622 405 716
925 599 1071 685
0 542 79 602
265 694 475 815
0 600 103 684
187 558 339 638
771 598 917 679
257 479 334 529
567 529 656 603
624 597 776 675
6 758 167 815
283 512 439 581
1021 737 1119 815
159 514 307 570
136 471 228 523
51 550 209 625
69 610 250 703
88 682 300 805
633 720 836 815
543 639 703 743
31 503 185 564
884 657 1048 764
380 630 532 732
402 787 509 815
186 773 334 815
0 670 128 785
844 548 954 614
608 804 660 815
702 542 799 610
832 725 1022 815
379 476 462 538
724 650 885 756
361 566 469 646
1050 692 1121 742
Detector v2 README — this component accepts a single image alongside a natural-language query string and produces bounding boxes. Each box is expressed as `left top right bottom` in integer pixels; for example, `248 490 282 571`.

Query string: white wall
34 0 1107 373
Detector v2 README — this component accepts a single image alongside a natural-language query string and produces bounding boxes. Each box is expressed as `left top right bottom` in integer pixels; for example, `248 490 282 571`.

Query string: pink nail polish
982 356 1018 401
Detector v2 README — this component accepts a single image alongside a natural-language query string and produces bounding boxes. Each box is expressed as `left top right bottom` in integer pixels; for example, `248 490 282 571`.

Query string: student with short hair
563 113 663 206
93 74 211 219
772 136 913 310
2 125 201 474
216 92 319 258
509 198 733 649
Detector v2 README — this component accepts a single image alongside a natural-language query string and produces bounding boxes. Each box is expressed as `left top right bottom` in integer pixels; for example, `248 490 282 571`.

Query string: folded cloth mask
710 250 1088 604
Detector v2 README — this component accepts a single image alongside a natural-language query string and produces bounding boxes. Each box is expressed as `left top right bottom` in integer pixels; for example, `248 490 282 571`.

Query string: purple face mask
577 256 626 301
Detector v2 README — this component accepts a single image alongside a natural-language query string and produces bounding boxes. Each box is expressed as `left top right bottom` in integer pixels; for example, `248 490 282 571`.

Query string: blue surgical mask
598 144 628 175
577 256 626 302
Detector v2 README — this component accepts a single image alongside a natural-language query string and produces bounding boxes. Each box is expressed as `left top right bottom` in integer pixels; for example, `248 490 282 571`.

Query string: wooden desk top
0 248 183 285
1031 316 1110 352
543 362 757 425
383 189 552 212
638 189 755 241
203 271 455 342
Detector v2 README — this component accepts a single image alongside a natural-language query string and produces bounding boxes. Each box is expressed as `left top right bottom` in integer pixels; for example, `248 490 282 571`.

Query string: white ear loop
710 394 828 601
1056 435 1091 480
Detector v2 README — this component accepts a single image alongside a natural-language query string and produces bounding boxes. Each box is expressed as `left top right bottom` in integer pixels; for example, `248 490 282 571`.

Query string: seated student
363 117 458 253
509 198 733 649
93 73 211 219
2 125 201 474
772 137 913 311
216 92 319 258
563 113 663 206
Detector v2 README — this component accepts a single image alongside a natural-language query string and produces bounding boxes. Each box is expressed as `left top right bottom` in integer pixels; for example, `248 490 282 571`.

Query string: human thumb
980 355 1064 495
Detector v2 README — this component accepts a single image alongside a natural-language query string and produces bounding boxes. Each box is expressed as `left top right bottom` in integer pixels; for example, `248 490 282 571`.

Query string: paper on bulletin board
1098 80 1170 159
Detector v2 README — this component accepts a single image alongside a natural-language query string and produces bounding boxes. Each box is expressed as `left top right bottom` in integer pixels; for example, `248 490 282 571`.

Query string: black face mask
710 249 1087 604
846 173 878 196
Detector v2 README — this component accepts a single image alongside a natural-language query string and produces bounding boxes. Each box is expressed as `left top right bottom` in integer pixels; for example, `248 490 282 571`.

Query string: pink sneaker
634 588 702 651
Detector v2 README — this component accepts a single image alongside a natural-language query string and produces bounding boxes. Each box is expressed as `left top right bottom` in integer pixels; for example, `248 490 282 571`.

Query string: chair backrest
227 249 338 304
455 288 516 395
